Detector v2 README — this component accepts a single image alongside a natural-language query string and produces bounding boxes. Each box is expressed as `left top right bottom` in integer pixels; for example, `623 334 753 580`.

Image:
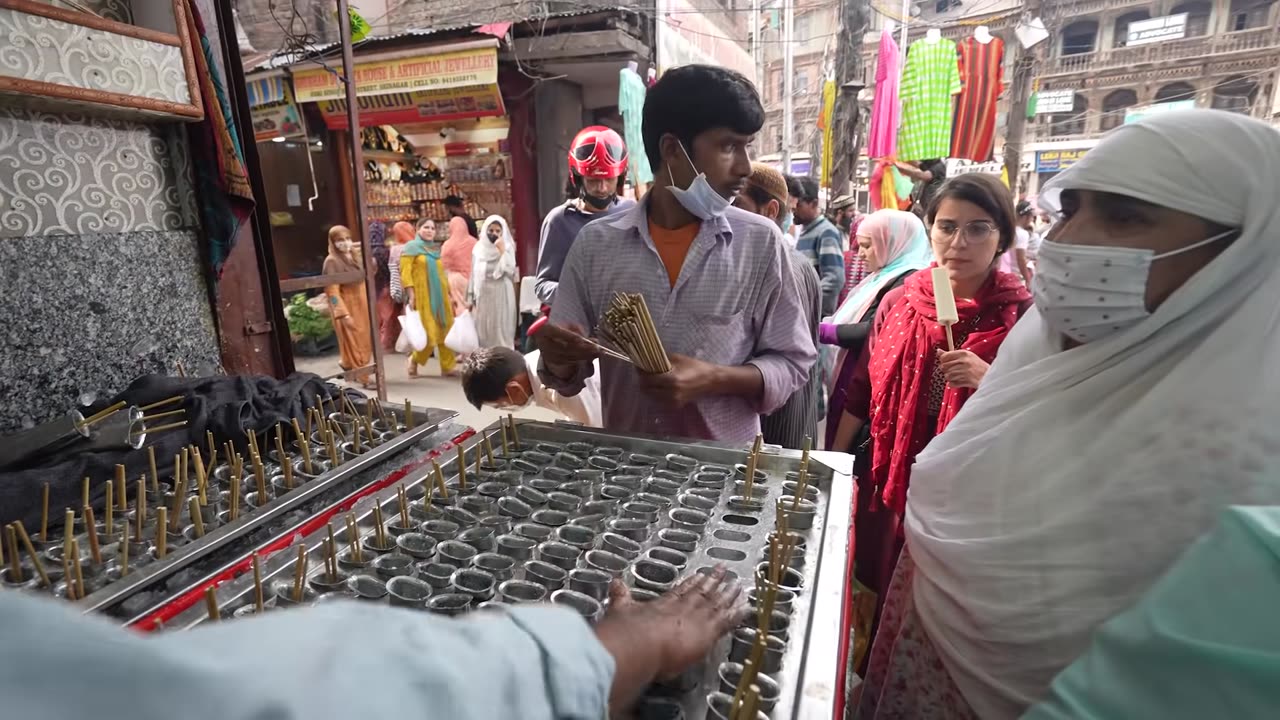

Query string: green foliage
286 293 334 341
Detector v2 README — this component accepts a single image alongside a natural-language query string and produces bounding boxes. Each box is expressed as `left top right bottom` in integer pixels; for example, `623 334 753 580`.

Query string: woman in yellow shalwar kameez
324 225 375 388
400 225 456 377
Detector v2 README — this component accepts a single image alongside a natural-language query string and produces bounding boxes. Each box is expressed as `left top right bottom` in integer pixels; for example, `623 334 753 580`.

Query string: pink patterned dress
856 550 978 720
867 31 901 159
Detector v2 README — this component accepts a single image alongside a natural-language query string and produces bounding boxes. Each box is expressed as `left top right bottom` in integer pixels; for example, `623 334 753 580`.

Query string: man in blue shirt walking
792 176 845 316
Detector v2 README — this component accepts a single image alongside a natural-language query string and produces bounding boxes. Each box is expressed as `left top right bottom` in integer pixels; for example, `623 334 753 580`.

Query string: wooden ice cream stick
507 413 520 448
397 485 410 527
136 478 147 541
144 445 157 494
119 519 130 576
104 481 114 537
252 554 265 612
473 441 482 476
78 397 127 425
274 425 287 464
81 477 90 514
207 431 217 469
229 467 241 522
192 447 208 505
253 452 267 503
4 525 19 580
499 419 510 454
62 551 75 601
483 434 494 465
346 514 361 563
326 526 339 581
404 400 414 429
63 508 75 559
204 587 220 622
115 465 127 511
155 507 167 559
292 544 307 603
372 505 386 548
139 395 182 413
83 506 102 567
13 521 50 587
373 398 388 423
141 408 184 422
292 418 313 474
744 434 763 501
70 538 85 600
140 420 188 436
457 445 467 490
189 497 204 538
39 483 50 542
432 460 448 499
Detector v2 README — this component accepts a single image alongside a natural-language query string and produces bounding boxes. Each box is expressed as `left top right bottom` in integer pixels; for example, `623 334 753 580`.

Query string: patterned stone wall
0 107 220 434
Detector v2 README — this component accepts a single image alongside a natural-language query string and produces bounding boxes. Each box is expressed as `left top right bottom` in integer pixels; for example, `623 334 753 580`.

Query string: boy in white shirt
461 347 602 426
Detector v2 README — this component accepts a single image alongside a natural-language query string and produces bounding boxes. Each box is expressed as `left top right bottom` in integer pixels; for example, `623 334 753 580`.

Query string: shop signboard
1035 149 1088 173
1123 99 1196 124
1127 14 1187 46
292 46 498 102
247 74 305 142
1035 89 1077 115
655 0 754 80
317 84 506 129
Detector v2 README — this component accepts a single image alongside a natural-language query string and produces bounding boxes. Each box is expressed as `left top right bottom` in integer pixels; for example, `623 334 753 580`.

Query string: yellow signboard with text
292 46 498 102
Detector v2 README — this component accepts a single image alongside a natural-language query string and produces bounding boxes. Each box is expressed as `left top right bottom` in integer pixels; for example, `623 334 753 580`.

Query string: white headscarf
472 215 517 285
903 110 1280 718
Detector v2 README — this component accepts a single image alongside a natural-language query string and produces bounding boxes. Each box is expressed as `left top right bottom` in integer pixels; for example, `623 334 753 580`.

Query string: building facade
756 0 840 173
1030 0 1280 186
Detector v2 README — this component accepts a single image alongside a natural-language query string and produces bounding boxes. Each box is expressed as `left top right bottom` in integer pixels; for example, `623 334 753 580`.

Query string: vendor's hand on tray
534 321 600 370
596 565 746 710
638 353 714 407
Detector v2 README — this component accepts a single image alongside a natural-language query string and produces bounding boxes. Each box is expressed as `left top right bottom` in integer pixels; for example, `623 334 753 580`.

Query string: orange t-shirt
648 219 700 287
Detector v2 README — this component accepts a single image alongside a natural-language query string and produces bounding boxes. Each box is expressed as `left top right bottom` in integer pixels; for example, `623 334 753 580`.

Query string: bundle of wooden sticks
599 293 671 373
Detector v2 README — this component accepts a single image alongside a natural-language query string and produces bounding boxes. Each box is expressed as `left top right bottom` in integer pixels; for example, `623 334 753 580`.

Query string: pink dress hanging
867 31 901 159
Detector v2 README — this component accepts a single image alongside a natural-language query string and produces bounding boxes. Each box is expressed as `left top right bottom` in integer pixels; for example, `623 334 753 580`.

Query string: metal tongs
527 316 634 364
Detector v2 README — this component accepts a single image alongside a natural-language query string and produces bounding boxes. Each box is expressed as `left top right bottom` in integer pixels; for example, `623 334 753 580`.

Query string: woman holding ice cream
832 173 1031 642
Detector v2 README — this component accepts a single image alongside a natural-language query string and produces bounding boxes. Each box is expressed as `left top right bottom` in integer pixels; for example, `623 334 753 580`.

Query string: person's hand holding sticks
595 565 746 712
533 321 602 378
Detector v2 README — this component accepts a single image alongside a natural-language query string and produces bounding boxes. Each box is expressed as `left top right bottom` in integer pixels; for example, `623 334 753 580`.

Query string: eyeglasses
931 221 999 243
572 139 626 163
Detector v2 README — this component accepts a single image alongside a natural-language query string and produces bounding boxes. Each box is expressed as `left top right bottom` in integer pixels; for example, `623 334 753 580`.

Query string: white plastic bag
400 309 428 352
394 329 411 354
445 311 480 354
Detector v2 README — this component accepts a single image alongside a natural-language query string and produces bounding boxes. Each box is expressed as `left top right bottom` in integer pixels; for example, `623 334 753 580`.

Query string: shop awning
291 43 499 103
246 75 288 107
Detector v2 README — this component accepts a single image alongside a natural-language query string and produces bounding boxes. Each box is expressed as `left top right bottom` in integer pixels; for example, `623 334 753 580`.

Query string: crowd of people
300 62 1280 717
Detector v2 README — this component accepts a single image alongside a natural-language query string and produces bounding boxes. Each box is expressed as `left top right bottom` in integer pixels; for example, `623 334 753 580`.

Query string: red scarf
868 267 1030 514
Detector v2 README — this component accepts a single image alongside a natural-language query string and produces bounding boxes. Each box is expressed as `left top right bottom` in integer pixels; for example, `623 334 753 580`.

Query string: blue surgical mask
666 141 732 221
778 210 794 234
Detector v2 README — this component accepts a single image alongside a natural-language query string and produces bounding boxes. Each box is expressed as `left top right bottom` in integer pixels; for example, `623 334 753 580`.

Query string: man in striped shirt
792 176 845 316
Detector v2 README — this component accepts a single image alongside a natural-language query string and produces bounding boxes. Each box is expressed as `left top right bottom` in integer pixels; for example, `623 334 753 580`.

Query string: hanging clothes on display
897 34 962 162
618 66 654 186
951 28 1006 162
867 30 901 159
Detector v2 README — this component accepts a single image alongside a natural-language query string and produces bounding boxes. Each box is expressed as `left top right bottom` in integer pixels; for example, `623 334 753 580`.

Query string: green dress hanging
897 38 961 162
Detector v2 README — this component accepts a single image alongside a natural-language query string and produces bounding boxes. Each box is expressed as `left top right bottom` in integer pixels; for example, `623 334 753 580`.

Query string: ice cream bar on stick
931 266 959 351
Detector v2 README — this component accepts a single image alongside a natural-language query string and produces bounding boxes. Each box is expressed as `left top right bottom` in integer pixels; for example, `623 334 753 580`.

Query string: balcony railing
1045 26 1280 76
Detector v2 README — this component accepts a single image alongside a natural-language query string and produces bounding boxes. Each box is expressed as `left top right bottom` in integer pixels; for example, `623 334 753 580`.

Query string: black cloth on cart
0 373 362 529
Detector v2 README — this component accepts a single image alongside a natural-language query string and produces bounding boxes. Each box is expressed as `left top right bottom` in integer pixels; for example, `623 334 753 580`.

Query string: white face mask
666 140 732 221
495 386 533 412
1033 229 1234 343
336 239 354 253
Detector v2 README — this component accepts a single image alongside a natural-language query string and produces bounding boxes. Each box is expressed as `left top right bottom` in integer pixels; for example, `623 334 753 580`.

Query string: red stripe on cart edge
131 429 477 631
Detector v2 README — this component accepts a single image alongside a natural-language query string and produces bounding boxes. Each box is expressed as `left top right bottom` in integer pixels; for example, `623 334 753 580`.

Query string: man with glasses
533 65 815 445
534 126 636 308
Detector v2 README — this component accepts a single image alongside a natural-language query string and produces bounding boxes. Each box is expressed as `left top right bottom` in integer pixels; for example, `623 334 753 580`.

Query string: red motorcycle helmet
568 126 628 179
